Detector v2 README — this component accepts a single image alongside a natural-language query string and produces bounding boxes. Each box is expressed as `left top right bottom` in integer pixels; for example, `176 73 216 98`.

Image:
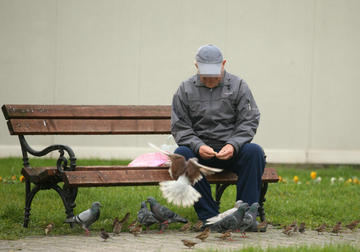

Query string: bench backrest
2 105 171 135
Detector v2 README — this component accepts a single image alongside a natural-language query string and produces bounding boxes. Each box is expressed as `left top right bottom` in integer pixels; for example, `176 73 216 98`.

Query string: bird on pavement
130 225 143 237
206 200 243 225
137 201 159 233
99 228 110 242
113 212 130 235
195 228 211 242
127 219 138 231
148 143 223 208
218 230 234 241
179 222 192 233
298 222 306 234
315 223 327 234
237 202 260 237
181 239 197 249
256 220 268 234
330 221 342 236
45 222 55 235
213 203 250 233
63 201 101 235
146 196 188 233
192 220 203 232
345 220 360 232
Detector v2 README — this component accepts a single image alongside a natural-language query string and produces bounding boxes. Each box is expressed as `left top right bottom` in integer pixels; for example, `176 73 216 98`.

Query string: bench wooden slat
7 119 171 135
2 105 171 120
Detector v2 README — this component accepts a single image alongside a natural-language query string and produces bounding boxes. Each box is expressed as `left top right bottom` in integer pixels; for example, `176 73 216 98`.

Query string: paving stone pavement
1 226 359 251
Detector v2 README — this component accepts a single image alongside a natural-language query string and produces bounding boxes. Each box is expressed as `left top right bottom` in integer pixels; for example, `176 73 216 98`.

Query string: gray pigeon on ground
237 202 260 237
137 201 159 233
146 196 188 233
213 202 249 233
63 201 101 235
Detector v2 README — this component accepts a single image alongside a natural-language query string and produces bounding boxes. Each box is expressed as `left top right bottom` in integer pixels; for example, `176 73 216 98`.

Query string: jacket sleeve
225 80 260 154
171 84 205 154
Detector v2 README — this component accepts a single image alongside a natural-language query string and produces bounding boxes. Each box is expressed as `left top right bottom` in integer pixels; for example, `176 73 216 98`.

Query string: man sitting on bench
171 44 266 232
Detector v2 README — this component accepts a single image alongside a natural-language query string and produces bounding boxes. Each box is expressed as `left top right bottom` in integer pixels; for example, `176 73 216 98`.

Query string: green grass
1 157 360 242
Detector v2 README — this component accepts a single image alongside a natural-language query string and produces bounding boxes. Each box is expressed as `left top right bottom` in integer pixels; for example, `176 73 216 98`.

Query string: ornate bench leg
259 183 268 222
52 185 78 228
23 181 41 228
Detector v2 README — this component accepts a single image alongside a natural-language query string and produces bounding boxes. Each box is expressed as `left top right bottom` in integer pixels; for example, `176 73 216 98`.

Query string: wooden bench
2 104 279 228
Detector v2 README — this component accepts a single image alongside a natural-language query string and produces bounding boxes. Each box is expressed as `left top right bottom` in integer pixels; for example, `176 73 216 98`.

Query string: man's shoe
246 220 267 232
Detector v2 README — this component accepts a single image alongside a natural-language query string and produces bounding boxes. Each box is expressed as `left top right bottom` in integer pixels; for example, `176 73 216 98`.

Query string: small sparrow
345 220 360 232
283 226 295 236
218 230 234 241
179 222 192 233
45 222 55 235
284 220 297 230
315 223 327 234
118 212 131 226
113 218 122 235
127 219 138 231
298 222 306 234
181 239 197 249
192 220 203 232
100 228 110 242
330 221 342 236
195 227 211 242
130 225 142 237
256 220 268 234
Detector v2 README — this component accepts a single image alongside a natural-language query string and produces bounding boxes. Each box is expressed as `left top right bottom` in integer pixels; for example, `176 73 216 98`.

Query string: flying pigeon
206 200 243 225
148 143 223 207
63 201 101 235
45 222 55 235
146 196 188 233
213 203 250 233
181 239 197 249
99 228 110 242
137 201 159 233
237 202 260 237
195 227 211 242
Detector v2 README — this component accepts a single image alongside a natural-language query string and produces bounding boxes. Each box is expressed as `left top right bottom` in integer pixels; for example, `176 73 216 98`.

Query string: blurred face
195 60 226 88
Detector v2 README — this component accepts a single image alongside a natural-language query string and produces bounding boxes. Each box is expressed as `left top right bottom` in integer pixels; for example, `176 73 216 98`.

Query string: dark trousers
174 143 266 220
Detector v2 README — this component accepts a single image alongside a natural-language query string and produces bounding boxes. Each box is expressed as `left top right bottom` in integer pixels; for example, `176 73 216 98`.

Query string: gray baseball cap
195 44 223 75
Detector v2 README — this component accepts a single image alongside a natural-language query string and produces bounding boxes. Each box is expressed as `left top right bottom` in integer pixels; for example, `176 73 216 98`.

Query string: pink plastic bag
128 152 169 167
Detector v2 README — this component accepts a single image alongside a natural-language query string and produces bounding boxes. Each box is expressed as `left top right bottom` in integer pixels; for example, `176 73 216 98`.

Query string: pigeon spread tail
159 175 201 208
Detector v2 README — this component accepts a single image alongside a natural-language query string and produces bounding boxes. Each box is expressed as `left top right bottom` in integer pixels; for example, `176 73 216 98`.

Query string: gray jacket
171 71 260 155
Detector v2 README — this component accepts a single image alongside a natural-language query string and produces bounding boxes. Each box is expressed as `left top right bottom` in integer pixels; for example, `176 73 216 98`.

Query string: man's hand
216 144 234 160
199 145 217 159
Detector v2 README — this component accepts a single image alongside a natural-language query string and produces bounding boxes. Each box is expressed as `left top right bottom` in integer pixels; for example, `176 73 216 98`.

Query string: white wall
1 0 360 164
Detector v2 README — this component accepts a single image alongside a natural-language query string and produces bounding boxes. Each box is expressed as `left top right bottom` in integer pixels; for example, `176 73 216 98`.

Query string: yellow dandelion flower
353 177 360 185
345 178 352 185
0 175 2 182
11 175 16 180
293 175 299 183
20 175 26 182
310 171 317 180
